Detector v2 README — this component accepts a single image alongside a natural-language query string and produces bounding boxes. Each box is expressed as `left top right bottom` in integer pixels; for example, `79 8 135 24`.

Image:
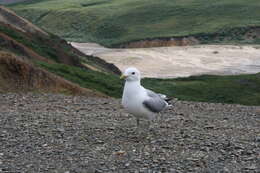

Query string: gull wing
142 89 167 113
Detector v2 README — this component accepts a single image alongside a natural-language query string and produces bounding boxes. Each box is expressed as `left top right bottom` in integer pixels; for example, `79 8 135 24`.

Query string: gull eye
131 72 135 75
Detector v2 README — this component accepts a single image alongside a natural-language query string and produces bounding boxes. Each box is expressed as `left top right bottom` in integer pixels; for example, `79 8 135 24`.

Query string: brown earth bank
119 36 200 48
0 31 51 63
118 26 260 48
0 51 106 97
0 93 259 172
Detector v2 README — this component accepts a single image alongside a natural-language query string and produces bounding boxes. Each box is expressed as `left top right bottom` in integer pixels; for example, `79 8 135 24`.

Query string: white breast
122 81 154 120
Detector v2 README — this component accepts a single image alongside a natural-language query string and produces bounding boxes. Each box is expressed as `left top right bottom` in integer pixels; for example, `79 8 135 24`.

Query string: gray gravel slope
0 93 259 173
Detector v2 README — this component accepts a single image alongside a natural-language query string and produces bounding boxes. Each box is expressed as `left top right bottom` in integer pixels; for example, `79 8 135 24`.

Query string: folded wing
142 89 169 113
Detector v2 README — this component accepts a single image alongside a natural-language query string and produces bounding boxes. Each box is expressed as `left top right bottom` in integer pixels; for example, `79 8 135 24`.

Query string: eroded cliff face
119 36 199 48
244 27 260 40
0 32 51 63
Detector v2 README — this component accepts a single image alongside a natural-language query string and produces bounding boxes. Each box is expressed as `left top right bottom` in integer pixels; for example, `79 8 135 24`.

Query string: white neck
123 80 141 94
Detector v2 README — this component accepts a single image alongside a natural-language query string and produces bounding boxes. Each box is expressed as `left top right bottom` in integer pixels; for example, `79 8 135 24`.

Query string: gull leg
159 112 162 123
148 120 154 133
147 120 151 129
136 118 140 127
136 118 144 137
148 116 157 135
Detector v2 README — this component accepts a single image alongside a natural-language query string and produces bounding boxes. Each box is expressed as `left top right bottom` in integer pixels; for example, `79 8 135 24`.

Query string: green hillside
9 0 260 47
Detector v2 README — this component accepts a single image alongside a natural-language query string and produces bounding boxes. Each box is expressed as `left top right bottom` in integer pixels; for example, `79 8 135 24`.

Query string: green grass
143 74 260 106
36 61 124 97
9 0 260 47
36 60 260 105
0 24 60 61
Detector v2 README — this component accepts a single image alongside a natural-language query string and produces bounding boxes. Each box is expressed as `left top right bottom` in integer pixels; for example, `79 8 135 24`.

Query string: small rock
169 168 178 173
96 146 105 151
107 127 115 130
144 152 150 156
204 125 215 129
114 150 126 156
244 156 255 161
134 158 142 162
153 159 159 163
95 140 104 144
95 169 102 173
187 158 199 161
160 157 166 161
244 165 257 170
139 168 148 173
223 167 230 173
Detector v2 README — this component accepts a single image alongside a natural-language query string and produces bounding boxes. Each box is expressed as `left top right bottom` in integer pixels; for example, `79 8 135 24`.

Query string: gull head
120 67 141 82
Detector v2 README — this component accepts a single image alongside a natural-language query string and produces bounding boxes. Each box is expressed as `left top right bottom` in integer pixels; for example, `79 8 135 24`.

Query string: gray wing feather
146 89 166 99
143 89 167 113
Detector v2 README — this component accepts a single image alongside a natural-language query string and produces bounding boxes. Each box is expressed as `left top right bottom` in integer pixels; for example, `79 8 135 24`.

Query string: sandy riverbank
72 42 260 78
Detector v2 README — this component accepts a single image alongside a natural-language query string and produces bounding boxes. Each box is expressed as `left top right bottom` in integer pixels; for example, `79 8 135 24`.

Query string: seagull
120 67 172 128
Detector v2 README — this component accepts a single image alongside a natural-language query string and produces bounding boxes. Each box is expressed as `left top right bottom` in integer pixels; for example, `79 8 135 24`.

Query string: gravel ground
0 93 259 173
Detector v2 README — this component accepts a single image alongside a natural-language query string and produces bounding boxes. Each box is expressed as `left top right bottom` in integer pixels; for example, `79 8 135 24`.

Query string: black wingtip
164 97 173 103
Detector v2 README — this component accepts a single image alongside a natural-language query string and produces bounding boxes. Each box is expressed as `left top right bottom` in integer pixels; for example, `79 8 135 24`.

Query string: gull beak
120 74 127 79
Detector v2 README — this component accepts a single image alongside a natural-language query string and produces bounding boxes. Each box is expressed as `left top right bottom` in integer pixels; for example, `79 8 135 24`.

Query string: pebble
134 158 142 162
114 150 126 156
244 165 257 170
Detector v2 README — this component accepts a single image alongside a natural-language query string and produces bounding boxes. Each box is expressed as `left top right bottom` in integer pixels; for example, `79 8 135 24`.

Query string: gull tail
158 94 173 107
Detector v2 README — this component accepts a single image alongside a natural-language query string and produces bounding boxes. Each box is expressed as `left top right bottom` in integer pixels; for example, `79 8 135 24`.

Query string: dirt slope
0 51 106 97
0 32 51 63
